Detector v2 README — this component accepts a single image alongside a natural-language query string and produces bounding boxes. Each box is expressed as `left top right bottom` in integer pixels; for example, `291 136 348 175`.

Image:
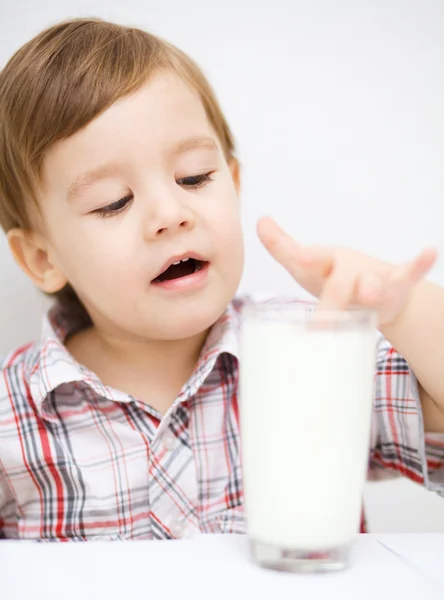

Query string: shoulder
0 341 42 411
1 340 39 371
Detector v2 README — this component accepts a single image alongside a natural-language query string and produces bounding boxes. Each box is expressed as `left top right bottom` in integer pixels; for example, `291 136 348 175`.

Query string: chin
151 296 232 341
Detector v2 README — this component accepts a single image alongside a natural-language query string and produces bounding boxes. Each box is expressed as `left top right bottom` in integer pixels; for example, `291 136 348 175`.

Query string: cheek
50 222 143 291
211 192 243 245
205 178 240 224
211 201 244 273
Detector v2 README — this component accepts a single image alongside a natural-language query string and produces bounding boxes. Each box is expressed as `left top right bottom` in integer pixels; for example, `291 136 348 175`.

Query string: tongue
155 260 197 282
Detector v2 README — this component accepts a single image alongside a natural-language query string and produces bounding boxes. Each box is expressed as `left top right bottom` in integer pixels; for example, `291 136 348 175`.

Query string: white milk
240 317 376 550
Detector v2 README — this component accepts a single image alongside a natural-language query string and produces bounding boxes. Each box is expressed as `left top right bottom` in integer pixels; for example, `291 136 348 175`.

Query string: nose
143 193 196 240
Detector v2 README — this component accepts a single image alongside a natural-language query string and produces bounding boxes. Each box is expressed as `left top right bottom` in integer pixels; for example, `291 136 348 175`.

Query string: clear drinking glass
240 303 377 573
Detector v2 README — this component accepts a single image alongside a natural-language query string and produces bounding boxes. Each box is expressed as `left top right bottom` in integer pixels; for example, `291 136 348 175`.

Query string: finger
356 270 384 306
256 216 301 281
403 247 437 284
297 244 337 276
389 247 437 289
257 216 334 280
317 265 358 311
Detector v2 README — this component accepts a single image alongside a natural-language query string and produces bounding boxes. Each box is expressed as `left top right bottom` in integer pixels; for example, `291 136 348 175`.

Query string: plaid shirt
1 297 443 541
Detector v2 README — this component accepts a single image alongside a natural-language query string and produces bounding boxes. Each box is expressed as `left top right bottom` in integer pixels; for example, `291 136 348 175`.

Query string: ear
228 157 241 196
7 228 67 293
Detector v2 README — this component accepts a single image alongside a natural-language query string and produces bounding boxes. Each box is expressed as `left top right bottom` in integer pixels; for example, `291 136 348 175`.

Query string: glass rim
241 301 377 326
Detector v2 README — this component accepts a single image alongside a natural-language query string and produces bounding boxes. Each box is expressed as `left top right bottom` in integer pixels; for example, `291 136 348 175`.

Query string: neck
96 326 207 373
66 323 209 413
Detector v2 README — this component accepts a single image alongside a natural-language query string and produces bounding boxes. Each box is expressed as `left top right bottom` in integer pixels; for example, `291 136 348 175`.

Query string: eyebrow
66 136 219 204
173 136 218 154
67 163 122 204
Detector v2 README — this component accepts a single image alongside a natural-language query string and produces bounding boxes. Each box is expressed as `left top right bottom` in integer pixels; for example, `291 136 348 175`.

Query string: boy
0 18 443 541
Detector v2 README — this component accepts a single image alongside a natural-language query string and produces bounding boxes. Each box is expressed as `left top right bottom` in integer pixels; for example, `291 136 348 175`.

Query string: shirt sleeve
0 463 17 539
368 334 444 496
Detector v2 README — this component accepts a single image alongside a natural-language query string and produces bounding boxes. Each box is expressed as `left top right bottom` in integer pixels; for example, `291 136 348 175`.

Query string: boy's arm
370 325 444 493
0 468 12 539
381 280 444 433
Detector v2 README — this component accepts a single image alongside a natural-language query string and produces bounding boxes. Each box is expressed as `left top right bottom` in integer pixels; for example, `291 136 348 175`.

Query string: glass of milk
240 302 377 573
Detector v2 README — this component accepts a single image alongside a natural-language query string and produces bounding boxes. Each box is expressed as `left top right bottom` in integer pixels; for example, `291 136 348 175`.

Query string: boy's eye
93 195 133 218
177 173 213 189
91 173 213 218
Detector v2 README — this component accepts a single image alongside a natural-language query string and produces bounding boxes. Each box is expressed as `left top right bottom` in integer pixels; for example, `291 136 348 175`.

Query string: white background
1 0 443 532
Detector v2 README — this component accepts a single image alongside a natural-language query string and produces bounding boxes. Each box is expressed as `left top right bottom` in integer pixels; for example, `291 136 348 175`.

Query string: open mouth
152 257 207 283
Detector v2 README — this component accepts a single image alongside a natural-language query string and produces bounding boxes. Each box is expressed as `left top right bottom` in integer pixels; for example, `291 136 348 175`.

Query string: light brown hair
0 18 236 317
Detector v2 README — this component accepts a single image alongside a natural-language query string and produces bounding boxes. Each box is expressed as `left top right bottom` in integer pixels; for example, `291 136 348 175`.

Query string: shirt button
162 431 177 451
170 519 188 539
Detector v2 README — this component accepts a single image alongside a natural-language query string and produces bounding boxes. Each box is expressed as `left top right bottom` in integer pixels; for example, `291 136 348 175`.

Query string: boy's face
35 71 244 340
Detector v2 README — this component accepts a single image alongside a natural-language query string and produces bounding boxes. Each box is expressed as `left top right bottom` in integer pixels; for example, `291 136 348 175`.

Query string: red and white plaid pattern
1 297 443 540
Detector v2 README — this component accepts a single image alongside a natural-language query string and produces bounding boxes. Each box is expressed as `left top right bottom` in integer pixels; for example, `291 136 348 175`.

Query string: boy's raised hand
257 216 437 327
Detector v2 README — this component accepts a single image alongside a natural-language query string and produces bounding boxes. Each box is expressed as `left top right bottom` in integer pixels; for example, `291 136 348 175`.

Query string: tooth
181 258 190 262
172 261 181 265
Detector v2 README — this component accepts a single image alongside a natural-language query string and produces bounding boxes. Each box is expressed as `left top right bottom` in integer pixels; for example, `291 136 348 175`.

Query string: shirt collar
177 300 241 402
28 299 242 416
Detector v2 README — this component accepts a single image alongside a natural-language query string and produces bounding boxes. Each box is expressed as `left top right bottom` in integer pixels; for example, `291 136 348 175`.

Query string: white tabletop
2 534 443 600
